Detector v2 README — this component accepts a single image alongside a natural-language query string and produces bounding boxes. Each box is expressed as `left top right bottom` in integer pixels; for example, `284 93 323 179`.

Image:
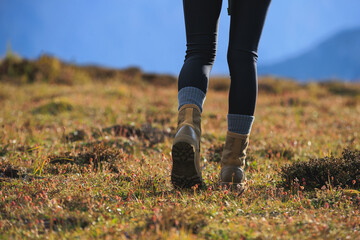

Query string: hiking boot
220 131 249 192
171 104 202 188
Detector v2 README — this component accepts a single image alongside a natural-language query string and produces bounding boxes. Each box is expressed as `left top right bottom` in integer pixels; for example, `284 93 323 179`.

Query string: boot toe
221 166 246 191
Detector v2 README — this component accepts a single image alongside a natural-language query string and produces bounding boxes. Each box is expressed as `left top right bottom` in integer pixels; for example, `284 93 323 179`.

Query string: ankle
178 87 206 113
227 114 254 135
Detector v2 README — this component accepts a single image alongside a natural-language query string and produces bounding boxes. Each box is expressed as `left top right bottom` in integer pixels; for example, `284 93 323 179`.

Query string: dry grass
0 56 360 239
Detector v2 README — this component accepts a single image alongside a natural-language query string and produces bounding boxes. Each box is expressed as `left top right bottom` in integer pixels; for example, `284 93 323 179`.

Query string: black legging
178 0 271 115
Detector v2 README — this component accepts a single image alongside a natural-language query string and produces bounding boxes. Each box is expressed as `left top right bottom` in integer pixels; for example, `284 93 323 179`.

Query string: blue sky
1 0 360 75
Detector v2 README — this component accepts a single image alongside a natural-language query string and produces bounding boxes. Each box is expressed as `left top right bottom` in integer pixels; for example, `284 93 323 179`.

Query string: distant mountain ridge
259 27 360 82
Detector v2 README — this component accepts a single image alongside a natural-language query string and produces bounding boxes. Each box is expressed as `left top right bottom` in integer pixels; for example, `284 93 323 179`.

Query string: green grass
1 58 360 239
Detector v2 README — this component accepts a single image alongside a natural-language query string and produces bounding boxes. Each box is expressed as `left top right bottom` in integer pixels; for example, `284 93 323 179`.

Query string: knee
185 46 217 66
227 48 258 68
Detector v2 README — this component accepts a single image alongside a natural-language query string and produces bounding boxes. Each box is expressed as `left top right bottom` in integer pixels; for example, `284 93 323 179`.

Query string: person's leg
227 0 271 134
178 0 223 113
221 0 271 190
172 0 222 188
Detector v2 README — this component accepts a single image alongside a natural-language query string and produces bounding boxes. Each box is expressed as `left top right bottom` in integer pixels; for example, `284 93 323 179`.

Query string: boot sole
171 142 202 188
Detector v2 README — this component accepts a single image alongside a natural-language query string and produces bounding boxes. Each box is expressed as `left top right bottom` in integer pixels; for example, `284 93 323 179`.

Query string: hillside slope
259 28 360 81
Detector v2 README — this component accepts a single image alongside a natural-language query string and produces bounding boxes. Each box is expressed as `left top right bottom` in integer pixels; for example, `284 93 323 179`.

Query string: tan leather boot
220 131 249 192
171 104 202 188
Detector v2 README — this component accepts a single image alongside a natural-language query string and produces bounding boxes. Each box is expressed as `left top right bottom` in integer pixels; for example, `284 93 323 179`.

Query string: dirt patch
66 124 174 146
92 124 173 147
65 130 87 142
0 164 25 179
79 139 134 154
48 143 127 173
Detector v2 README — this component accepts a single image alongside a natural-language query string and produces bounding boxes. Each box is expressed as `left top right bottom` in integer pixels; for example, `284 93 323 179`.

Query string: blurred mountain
259 28 360 82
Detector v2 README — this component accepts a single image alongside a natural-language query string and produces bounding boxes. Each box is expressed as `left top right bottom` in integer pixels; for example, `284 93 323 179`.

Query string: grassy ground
1 65 360 239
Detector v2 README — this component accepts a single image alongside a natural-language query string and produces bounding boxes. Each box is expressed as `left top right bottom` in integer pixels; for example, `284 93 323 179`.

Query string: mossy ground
1 66 360 239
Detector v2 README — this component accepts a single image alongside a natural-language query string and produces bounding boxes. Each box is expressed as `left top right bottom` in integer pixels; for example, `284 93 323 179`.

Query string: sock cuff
178 87 206 112
227 114 255 135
